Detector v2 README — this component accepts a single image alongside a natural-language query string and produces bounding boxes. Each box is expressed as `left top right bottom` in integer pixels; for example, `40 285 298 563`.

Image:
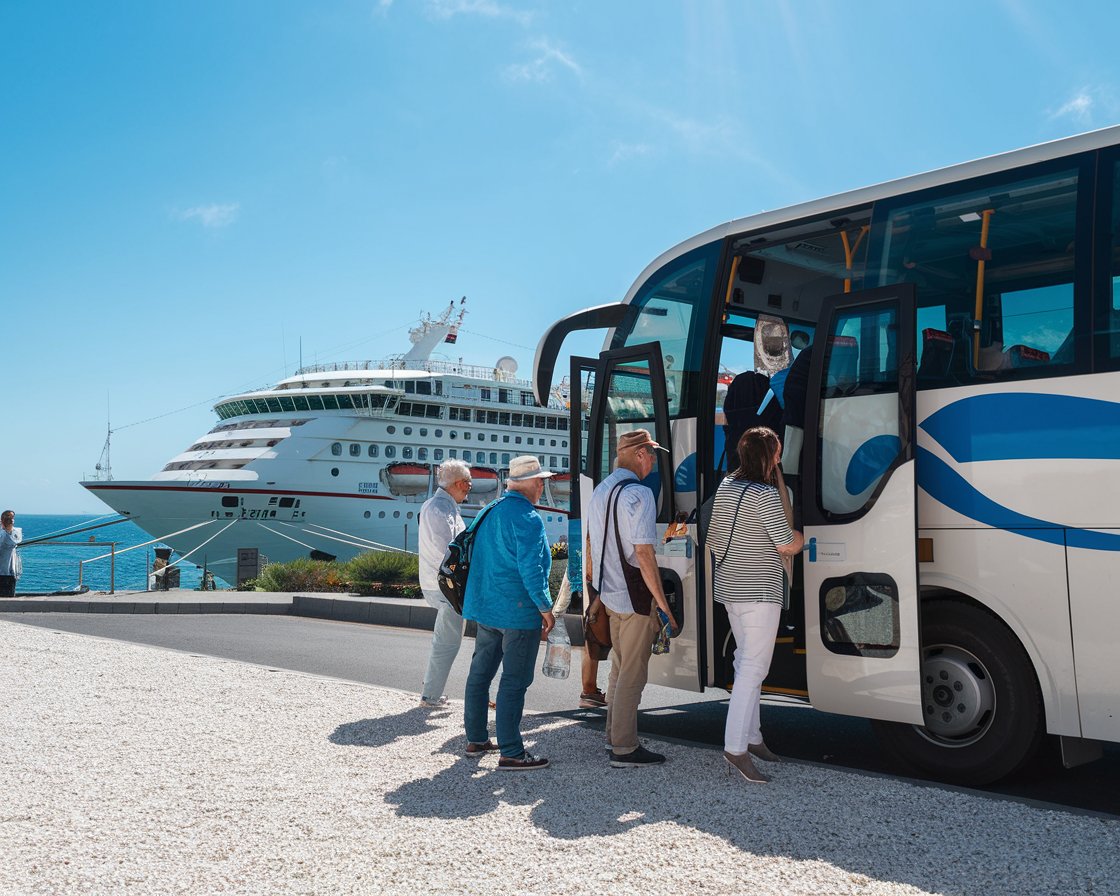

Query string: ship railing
296 358 530 386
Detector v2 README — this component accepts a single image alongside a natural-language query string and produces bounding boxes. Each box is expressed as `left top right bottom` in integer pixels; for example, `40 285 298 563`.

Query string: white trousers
421 592 464 702
723 601 782 754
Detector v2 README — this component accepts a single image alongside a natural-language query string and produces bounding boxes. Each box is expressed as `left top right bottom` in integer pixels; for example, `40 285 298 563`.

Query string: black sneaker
610 745 666 768
498 751 549 770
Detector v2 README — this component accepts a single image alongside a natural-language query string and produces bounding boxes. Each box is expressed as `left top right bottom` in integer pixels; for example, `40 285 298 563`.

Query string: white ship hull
83 478 569 583
82 304 573 585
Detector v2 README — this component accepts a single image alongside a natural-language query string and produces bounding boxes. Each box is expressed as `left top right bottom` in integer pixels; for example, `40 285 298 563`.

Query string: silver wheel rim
915 644 996 747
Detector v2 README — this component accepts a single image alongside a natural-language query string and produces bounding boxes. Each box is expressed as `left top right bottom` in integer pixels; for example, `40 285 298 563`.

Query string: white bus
533 126 1120 785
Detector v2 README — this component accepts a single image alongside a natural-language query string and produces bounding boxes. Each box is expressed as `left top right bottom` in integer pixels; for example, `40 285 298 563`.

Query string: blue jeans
464 623 541 758
421 594 464 702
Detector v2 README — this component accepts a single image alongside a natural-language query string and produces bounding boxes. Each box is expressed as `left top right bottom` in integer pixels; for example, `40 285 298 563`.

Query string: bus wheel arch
871 597 1045 786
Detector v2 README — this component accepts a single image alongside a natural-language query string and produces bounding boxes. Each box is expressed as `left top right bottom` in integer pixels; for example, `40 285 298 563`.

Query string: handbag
437 498 501 614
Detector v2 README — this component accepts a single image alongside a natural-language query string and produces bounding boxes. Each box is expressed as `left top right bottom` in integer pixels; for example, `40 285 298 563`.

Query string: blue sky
3 0 1120 512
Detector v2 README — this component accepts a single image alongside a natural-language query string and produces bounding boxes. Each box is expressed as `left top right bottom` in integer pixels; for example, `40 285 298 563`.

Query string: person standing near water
0 510 23 597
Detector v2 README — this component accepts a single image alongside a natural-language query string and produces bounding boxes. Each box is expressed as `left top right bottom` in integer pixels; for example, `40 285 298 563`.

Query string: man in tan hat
585 429 678 767
461 455 557 770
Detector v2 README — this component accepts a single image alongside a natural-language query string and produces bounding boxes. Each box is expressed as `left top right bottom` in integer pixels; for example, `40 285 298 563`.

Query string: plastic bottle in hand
542 616 571 679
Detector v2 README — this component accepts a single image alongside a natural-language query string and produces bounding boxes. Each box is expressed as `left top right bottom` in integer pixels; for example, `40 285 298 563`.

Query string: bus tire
870 599 1044 786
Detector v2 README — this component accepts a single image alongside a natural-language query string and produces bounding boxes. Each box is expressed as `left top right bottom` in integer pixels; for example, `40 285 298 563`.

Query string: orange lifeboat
469 466 500 495
379 462 431 496
548 472 572 502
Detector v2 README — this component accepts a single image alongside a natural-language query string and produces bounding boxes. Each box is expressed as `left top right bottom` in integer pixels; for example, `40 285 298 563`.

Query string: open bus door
573 343 701 692
801 284 923 724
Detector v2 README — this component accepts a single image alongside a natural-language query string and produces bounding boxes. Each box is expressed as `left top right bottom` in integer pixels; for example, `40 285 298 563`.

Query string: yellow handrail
972 209 995 368
841 225 870 293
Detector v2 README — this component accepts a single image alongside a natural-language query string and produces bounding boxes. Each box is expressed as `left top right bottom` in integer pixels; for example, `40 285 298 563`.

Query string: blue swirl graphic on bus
920 393 1120 462
846 434 902 495
918 393 1120 552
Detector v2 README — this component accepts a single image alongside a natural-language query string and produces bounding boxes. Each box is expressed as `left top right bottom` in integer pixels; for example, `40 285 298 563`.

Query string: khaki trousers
604 606 658 754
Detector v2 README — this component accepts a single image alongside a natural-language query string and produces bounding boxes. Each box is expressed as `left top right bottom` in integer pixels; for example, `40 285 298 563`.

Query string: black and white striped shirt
707 477 793 605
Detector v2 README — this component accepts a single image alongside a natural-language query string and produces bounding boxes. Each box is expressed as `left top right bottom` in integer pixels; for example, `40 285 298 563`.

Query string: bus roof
622 124 1120 306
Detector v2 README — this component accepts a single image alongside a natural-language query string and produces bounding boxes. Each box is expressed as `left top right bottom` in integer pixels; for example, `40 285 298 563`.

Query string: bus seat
824 335 859 395
917 328 955 384
1006 344 1051 368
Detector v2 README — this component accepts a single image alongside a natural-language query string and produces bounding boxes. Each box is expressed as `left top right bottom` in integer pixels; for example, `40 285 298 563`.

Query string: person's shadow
329 704 454 750
359 708 1112 896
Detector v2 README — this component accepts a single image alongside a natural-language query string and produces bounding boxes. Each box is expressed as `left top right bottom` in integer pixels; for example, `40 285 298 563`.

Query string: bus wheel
871 600 1044 786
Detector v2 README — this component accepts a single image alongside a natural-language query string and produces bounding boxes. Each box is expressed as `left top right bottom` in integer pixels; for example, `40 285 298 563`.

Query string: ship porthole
364 511 371 519
331 468 340 477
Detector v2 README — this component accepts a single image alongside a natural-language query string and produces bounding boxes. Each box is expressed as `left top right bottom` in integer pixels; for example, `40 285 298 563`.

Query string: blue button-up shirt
462 491 552 631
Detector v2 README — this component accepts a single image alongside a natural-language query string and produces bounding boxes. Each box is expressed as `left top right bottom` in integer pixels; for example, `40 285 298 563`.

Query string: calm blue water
14 515 206 593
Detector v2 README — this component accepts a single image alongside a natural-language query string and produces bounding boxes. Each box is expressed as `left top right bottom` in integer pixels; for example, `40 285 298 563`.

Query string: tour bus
532 126 1120 786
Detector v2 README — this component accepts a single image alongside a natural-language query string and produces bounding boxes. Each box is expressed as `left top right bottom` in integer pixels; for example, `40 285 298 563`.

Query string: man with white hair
461 456 556 770
418 460 473 707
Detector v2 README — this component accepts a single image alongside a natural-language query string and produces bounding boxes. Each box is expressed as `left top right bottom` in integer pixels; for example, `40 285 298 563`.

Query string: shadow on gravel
329 705 454 749
379 712 1114 896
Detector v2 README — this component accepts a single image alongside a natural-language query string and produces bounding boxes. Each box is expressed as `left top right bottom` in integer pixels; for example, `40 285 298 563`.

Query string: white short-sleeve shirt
586 467 657 614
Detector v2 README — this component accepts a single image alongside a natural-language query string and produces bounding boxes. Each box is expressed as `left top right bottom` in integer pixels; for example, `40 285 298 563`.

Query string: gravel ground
1 620 1117 896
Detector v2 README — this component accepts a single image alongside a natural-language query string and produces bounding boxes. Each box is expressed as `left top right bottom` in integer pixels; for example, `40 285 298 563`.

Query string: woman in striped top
708 426 804 783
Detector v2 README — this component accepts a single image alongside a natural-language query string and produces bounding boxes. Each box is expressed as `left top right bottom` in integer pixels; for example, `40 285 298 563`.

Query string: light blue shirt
462 491 552 630
586 468 656 614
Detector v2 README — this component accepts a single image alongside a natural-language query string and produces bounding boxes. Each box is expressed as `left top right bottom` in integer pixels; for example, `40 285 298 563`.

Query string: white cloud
174 202 240 229
608 141 654 167
1052 90 1094 124
425 0 531 26
504 39 582 83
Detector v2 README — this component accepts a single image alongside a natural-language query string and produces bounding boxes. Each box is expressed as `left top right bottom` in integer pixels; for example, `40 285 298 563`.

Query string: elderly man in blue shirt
462 456 556 770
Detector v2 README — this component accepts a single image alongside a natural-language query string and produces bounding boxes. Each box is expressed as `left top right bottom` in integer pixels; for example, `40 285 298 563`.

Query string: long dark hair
731 426 780 485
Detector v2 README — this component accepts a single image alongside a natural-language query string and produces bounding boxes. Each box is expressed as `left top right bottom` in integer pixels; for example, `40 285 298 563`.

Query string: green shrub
342 551 419 586
254 558 346 593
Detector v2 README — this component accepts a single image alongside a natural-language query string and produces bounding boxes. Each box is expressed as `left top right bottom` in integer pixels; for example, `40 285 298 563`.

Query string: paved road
5 612 1117 816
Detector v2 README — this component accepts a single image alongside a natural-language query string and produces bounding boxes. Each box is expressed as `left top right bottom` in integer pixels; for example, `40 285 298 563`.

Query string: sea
12 514 208 594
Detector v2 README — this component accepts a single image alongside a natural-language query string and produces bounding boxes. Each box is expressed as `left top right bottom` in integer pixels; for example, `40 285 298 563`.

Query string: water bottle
542 615 571 679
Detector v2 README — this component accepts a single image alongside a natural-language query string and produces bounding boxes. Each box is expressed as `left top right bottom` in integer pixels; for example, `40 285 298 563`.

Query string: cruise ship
82 301 572 583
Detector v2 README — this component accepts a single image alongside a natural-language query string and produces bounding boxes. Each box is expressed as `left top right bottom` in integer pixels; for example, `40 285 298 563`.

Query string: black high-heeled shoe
724 750 770 784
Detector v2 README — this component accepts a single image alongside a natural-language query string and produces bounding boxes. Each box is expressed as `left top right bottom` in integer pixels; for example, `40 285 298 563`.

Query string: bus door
801 284 923 724
575 343 702 691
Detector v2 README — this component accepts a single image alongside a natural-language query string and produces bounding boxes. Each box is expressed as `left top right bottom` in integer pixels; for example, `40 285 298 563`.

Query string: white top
707 478 793 605
0 527 22 578
586 468 657 614
417 488 465 606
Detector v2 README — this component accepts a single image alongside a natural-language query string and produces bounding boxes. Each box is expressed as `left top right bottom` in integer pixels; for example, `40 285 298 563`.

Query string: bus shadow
381 711 1113 896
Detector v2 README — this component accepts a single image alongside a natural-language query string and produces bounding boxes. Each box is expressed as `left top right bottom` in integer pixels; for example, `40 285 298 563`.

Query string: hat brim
508 471 555 481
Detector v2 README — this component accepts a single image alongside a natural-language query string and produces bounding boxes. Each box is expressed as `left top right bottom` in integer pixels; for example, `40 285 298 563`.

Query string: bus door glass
802 284 923 723
580 343 702 691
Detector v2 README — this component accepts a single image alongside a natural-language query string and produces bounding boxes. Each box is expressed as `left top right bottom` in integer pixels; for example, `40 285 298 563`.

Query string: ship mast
400 297 467 365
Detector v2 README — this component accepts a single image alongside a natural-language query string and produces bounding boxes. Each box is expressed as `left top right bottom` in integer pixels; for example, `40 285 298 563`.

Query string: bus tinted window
877 168 1081 385
610 242 720 416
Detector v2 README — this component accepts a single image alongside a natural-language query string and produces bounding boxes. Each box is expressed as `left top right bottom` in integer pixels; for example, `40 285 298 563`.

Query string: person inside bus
706 427 803 784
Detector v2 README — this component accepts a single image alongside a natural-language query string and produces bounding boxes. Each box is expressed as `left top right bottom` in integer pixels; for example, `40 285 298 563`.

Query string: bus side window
878 166 1082 383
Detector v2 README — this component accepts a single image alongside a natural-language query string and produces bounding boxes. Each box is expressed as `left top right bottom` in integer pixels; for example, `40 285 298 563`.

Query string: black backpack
437 498 502 614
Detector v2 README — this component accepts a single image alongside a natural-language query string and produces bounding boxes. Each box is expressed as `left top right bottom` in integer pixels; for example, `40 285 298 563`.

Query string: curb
0 592 588 645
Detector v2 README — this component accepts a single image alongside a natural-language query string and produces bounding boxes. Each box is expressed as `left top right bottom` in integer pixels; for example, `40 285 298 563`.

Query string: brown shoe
498 751 549 770
464 740 499 757
724 750 770 784
579 689 607 708
748 741 782 763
